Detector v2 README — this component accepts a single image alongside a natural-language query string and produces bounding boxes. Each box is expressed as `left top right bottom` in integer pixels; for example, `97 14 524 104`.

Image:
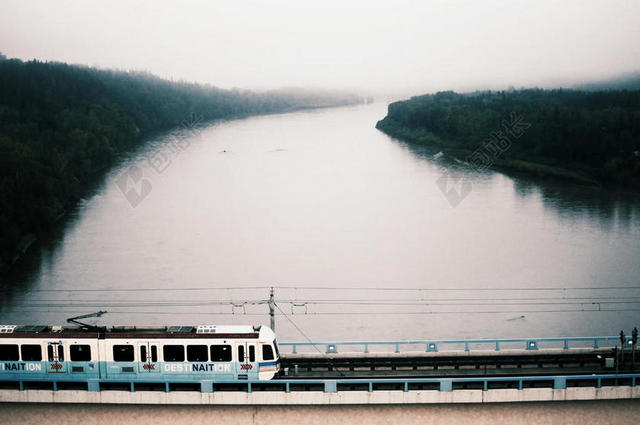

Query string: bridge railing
279 336 634 354
3 373 638 393
242 373 639 393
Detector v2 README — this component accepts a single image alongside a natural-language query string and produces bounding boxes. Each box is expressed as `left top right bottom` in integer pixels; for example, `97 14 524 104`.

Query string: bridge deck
1 336 638 404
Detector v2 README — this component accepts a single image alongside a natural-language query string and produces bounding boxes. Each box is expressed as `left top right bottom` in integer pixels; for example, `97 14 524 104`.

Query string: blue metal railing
244 373 638 393
5 373 639 393
279 336 634 354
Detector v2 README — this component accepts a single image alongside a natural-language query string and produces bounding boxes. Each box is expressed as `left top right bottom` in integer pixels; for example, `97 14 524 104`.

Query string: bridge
1 335 638 404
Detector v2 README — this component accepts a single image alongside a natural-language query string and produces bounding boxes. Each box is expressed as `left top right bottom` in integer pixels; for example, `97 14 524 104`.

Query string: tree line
376 89 640 189
0 55 361 270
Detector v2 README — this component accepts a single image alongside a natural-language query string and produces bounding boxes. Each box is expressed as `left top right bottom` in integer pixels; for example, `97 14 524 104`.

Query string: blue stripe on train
0 361 273 381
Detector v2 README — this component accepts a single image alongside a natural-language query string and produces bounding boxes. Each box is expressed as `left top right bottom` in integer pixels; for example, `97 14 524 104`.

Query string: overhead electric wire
15 286 272 293
281 308 640 315
11 298 640 309
12 309 277 315
282 296 640 302
281 300 640 306
3 284 639 318
20 296 640 304
11 300 268 308
273 286 640 291
10 284 640 293
272 302 329 358
7 307 640 316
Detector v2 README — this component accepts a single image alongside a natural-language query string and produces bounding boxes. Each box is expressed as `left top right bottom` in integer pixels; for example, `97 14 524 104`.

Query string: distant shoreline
376 118 603 188
375 89 640 192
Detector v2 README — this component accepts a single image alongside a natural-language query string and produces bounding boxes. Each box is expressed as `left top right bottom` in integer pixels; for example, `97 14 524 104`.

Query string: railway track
279 349 639 379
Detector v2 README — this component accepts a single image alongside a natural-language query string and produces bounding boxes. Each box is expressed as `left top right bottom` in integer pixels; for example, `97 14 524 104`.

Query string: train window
262 345 274 361
113 345 134 362
47 344 64 362
163 345 184 362
187 345 208 362
210 345 231 362
238 345 244 362
0 344 19 361
151 345 158 362
249 345 255 363
70 345 91 361
140 345 147 361
21 345 42 361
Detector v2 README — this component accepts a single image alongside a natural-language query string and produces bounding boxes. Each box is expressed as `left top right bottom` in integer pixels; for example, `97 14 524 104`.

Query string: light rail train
0 324 280 383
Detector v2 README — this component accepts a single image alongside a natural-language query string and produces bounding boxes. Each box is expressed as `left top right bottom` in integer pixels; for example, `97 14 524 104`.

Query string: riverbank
376 90 640 191
0 56 362 274
0 102 364 276
376 118 601 187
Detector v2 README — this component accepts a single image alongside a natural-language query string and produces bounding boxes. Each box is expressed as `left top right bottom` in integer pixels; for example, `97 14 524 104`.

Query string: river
1 103 639 341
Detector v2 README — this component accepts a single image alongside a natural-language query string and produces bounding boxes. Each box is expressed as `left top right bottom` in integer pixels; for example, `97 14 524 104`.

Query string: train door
46 341 66 374
236 342 257 379
137 342 159 374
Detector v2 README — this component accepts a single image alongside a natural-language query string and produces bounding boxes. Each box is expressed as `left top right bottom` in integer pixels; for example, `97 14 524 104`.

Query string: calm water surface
1 103 639 341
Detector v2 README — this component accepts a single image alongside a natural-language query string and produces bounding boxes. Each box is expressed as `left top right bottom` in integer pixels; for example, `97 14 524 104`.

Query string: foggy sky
1 0 639 96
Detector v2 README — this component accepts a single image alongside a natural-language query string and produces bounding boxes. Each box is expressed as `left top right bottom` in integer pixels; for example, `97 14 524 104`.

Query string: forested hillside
0 56 361 270
376 90 640 188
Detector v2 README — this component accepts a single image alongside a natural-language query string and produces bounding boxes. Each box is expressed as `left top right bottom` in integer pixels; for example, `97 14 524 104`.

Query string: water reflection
398 134 640 241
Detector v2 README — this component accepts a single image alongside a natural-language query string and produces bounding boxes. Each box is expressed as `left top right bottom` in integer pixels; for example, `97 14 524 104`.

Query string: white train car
0 324 280 384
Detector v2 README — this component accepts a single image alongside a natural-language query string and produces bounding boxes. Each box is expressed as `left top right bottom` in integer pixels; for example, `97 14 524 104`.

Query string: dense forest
376 89 640 189
0 55 361 271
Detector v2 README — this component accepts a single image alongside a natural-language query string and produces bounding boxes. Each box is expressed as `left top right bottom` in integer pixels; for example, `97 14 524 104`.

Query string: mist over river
1 103 639 341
